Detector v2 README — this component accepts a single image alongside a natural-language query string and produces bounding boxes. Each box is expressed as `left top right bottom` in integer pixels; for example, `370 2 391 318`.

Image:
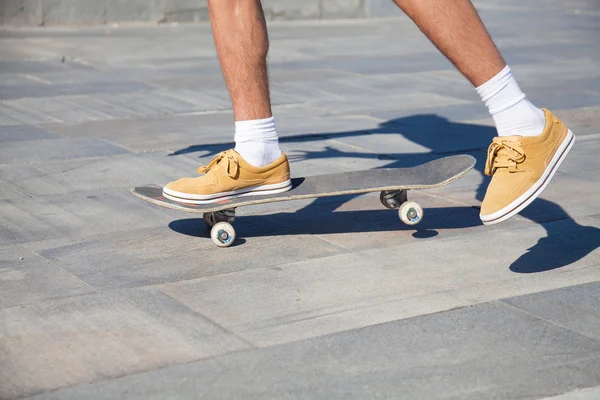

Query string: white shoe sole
480 129 575 225
163 180 293 205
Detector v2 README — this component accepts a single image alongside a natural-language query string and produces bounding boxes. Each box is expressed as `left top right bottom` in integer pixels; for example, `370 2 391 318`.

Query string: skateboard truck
202 189 424 247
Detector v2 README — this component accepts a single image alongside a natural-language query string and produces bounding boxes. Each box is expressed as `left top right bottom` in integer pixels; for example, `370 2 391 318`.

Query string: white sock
476 65 546 137
234 116 282 167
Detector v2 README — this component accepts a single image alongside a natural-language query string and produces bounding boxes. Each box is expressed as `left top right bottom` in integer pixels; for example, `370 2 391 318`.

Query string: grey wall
0 0 403 26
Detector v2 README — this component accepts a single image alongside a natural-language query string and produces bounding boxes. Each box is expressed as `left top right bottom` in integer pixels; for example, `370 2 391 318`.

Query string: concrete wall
0 0 403 26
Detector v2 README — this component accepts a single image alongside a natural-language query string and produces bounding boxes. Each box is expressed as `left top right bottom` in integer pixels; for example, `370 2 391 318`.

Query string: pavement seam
154 288 257 349
497 300 600 344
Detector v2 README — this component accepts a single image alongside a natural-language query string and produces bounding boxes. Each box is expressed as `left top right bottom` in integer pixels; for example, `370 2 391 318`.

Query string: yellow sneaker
480 108 575 225
163 149 292 204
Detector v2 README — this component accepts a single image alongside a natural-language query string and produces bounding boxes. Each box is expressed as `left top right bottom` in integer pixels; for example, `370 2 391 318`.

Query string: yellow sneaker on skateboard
480 108 575 225
163 149 292 204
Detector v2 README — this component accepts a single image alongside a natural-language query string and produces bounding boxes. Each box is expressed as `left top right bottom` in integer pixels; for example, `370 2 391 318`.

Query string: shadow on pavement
169 114 598 272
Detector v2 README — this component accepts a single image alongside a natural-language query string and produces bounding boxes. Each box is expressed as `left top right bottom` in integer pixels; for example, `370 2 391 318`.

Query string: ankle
477 65 546 137
234 116 282 167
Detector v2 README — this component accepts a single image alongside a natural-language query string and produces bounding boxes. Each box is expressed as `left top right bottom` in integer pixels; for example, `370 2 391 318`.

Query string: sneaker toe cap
480 174 534 218
164 177 211 195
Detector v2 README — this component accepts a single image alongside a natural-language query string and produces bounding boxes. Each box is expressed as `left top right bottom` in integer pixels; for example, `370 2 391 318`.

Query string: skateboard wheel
211 222 236 247
380 190 408 209
399 201 423 225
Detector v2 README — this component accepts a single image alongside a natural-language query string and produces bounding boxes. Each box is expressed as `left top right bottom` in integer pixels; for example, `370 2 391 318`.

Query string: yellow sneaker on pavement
480 108 575 225
163 149 292 204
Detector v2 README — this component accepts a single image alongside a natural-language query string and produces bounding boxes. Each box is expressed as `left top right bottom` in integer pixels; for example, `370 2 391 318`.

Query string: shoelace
197 151 239 178
485 140 526 176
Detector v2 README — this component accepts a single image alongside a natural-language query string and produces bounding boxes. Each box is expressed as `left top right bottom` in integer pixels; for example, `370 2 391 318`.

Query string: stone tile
365 0 404 17
264 0 321 20
503 282 600 341
0 61 86 75
41 110 383 153
163 0 208 23
519 171 600 222
0 125 57 142
0 80 153 100
1 97 110 124
279 135 391 176
0 245 93 308
0 0 42 26
31 220 345 289
0 138 128 165
80 90 208 121
555 135 600 174
0 102 61 125
28 303 600 400
160 215 600 347
150 88 233 111
0 180 28 200
0 288 249 399
331 70 479 102
556 106 600 135
0 152 198 196
275 113 391 140
0 113 23 126
261 189 486 251
105 0 166 23
272 52 455 76
41 112 235 152
369 103 492 131
321 0 365 19
321 114 495 156
528 89 600 112
0 189 172 246
544 386 600 400
43 0 106 25
52 95 143 120
309 92 472 117
0 10 598 399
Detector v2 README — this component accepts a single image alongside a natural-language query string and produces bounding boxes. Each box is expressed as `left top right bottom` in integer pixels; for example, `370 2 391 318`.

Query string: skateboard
132 154 476 247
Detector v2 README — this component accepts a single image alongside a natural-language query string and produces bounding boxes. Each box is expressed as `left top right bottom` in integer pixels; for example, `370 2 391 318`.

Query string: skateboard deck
133 154 475 246
132 154 475 213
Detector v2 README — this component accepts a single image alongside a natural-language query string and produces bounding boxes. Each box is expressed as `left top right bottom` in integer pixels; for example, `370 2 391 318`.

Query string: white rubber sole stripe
163 180 293 205
480 129 575 225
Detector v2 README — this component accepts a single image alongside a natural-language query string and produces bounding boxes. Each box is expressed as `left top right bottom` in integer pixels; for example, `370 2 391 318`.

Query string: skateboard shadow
168 203 478 237
169 114 598 272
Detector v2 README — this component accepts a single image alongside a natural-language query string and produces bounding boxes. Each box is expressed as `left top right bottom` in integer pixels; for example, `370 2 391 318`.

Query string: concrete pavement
1 1 600 398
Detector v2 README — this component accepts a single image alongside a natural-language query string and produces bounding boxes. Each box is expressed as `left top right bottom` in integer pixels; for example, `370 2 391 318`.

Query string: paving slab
0 189 173 246
502 281 600 342
30 221 346 289
0 80 154 100
0 125 58 142
0 3 598 399
158 215 600 347
26 302 600 400
0 152 198 196
272 52 454 76
0 137 128 165
0 180 29 200
0 245 94 309
0 288 250 399
544 386 600 400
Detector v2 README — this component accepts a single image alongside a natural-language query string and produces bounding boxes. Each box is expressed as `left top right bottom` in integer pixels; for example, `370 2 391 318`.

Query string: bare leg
393 0 506 86
208 0 272 121
163 1 289 202
392 0 574 227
